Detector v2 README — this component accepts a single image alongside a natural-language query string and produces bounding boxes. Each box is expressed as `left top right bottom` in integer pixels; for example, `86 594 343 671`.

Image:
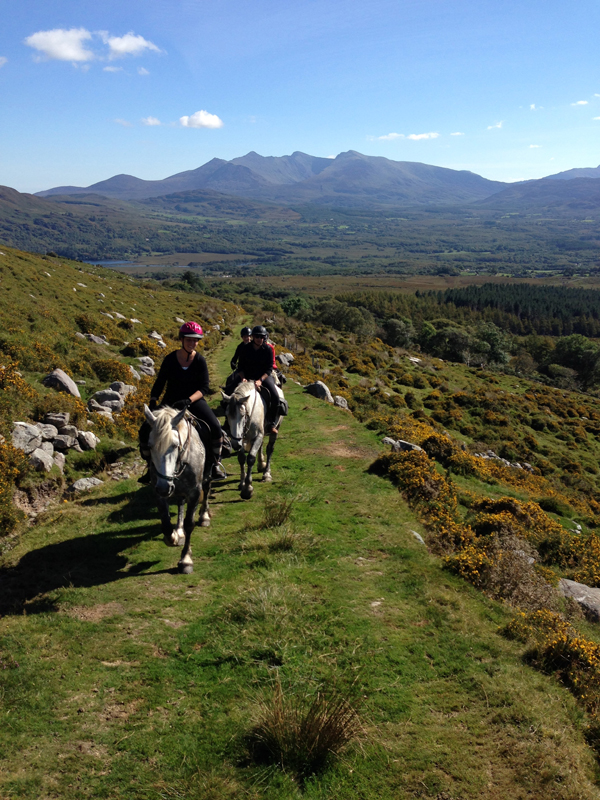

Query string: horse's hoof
176 533 186 546
200 518 211 527
262 473 272 483
178 563 194 574
241 488 253 500
163 534 177 547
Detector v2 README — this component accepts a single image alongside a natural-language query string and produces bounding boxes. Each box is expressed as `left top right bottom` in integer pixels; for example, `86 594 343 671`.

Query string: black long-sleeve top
151 351 210 405
230 342 246 371
237 342 274 381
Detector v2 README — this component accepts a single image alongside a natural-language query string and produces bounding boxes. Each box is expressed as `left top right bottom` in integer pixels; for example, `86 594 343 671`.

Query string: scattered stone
109 381 136 397
304 381 334 404
40 441 54 454
101 312 114 319
407 356 422 364
559 579 600 622
333 395 349 409
53 435 78 451
175 317 185 324
36 423 58 441
212 324 220 331
45 412 70 427
53 452 65 473
29 448 55 472
138 364 155 377
129 365 141 381
382 437 422 453
94 410 114 421
410 530 426 545
12 422 43 454
77 282 87 287
76 380 86 386
42 369 81 398
90 389 123 406
156 341 166 349
130 318 142 324
137 356 154 367
75 331 86 340
277 353 292 367
58 424 78 438
78 431 101 451
67 477 104 493
114 312 126 320
148 331 163 341
84 334 109 346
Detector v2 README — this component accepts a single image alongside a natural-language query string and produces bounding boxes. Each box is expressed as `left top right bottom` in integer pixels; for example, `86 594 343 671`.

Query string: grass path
1 337 599 799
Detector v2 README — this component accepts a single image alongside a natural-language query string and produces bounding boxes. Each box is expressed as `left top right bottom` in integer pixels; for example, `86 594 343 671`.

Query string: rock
283 352 294 362
84 334 109 345
87 398 107 413
130 318 142 324
382 437 422 453
42 369 81 399
40 441 54 454
101 312 114 319
175 317 185 324
12 422 43 454
94 410 114 421
148 331 163 340
137 356 154 367
29 448 54 472
129 365 141 381
90 389 122 406
114 312 126 320
75 331 86 339
58 424 78 438
53 452 65 473
212 324 220 331
410 530 426 545
36 423 58 441
382 437 397 447
44 412 70 427
304 381 334 403
407 356 422 364
138 364 155 377
53 434 78 451
156 340 167 349
559 579 600 622
78 431 100 450
277 353 292 367
67 477 104 493
76 380 86 386
109 381 136 397
334 395 349 409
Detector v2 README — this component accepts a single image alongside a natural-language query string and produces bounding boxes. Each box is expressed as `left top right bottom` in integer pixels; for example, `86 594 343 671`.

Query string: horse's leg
172 500 186 547
199 479 211 527
241 435 263 499
158 496 177 546
262 431 278 483
238 450 247 492
178 488 201 574
257 442 266 473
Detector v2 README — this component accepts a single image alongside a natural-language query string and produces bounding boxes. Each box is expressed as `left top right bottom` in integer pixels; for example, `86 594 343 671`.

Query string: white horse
143 405 211 574
221 382 281 500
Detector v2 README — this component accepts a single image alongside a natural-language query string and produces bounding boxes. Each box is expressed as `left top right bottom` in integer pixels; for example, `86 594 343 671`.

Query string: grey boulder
334 395 349 409
42 369 81 399
58 424 78 438
138 364 155 377
559 579 600 621
109 381 136 397
304 381 333 404
78 431 101 451
44 412 70 427
36 422 58 441
29 448 54 472
67 477 104 493
137 356 154 367
277 353 292 368
84 334 109 345
53 434 78 451
53 452 65 473
129 365 141 381
12 422 43 454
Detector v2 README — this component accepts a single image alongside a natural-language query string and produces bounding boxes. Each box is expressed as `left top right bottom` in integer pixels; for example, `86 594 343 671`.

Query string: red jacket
268 342 277 370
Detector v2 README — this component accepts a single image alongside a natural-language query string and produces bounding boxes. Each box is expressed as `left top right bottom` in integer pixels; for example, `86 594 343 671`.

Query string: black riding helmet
241 326 252 337
252 325 268 338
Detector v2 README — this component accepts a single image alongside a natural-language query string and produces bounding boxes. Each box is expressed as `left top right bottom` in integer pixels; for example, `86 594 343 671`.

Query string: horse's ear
144 405 157 425
172 407 187 427
221 391 231 403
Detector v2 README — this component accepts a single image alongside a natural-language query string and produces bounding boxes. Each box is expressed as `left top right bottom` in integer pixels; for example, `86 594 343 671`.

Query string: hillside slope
1 328 599 798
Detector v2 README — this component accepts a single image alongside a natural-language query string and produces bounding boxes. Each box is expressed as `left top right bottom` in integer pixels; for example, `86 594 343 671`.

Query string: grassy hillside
2 338 600 799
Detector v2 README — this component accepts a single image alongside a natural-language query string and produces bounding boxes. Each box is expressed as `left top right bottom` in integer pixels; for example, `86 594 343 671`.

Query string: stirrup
211 461 227 481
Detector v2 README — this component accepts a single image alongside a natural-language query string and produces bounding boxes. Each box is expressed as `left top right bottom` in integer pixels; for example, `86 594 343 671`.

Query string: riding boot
210 440 227 481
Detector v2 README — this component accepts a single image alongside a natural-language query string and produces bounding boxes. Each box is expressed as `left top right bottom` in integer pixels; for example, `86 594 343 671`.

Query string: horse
143 405 211 574
221 381 281 500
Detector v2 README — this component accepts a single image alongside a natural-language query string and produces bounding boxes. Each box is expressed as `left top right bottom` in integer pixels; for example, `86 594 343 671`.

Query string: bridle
229 387 259 445
152 417 192 482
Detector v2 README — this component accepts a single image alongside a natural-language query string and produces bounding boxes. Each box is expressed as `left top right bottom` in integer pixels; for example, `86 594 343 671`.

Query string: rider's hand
255 379 262 388
173 398 191 410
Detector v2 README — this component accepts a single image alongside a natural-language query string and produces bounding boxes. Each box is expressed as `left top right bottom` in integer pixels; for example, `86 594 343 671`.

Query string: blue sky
2 0 600 193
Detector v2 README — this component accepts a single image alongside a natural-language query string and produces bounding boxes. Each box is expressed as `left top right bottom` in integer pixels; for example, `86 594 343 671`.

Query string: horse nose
230 438 242 451
156 478 173 497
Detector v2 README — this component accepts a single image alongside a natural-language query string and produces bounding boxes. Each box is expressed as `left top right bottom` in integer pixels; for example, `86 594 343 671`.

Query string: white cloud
377 132 403 140
572 100 588 106
142 116 161 126
407 132 439 140
114 118 133 127
0 57 7 68
594 117 600 120
487 121 503 129
450 131 464 136
103 65 122 72
529 144 541 148
102 32 161 60
138 67 149 75
25 27 94 62
530 103 543 110
326 155 336 158
180 109 223 129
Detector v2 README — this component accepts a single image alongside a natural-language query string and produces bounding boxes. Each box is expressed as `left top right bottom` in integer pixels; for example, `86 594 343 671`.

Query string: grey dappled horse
143 405 211 574
221 382 280 500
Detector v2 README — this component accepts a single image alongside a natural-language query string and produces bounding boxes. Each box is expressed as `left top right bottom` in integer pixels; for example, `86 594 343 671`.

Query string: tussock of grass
245 680 362 782
260 494 296 529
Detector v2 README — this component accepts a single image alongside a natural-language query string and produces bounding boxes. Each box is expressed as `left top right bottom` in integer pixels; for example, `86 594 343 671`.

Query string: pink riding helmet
179 321 204 339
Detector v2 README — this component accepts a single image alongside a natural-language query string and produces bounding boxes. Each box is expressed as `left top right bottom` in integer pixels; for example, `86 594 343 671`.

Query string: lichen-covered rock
12 422 43 454
67 477 104 493
44 412 70 427
109 381 136 397
53 452 65 473
36 423 58 441
84 334 109 345
137 356 154 367
58 424 78 438
129 365 141 381
53 434 78 451
42 369 81 398
40 441 54 454
304 381 334 403
29 448 54 472
138 364 155 377
277 353 292 367
559 578 600 622
334 395 349 409
77 431 101 451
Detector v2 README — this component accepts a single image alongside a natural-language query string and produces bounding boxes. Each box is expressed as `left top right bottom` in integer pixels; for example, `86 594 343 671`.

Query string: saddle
186 413 232 458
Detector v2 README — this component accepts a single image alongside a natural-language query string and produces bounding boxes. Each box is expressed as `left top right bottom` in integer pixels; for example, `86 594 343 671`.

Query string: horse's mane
151 407 184 453
231 381 256 402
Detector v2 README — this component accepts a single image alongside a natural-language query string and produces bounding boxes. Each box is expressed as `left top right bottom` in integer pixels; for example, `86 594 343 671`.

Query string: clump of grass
260 494 295 529
245 680 362 782
222 584 295 624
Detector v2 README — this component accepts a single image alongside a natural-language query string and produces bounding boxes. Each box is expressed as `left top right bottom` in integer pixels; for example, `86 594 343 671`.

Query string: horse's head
144 405 187 497
222 384 257 451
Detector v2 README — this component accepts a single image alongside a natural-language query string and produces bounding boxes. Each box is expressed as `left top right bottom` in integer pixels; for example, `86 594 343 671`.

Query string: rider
236 325 280 433
139 321 227 482
230 327 253 372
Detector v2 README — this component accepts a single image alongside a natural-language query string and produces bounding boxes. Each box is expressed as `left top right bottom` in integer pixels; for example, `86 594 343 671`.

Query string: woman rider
230 327 252 372
139 321 226 481
236 325 280 432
